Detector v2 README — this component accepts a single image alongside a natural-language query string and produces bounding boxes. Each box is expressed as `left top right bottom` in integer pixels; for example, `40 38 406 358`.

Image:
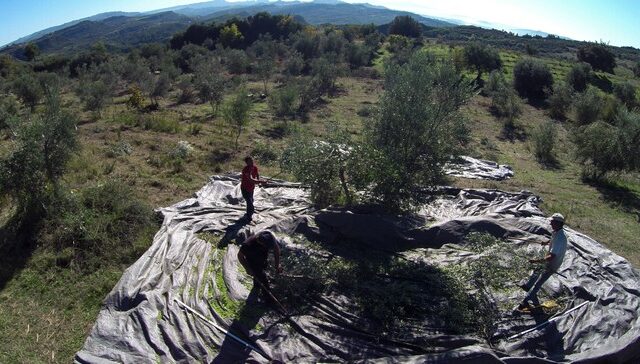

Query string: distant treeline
169 12 304 50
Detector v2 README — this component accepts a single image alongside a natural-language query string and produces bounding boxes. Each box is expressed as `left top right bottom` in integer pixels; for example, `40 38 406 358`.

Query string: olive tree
222 88 253 149
365 51 473 210
0 89 78 215
463 43 502 83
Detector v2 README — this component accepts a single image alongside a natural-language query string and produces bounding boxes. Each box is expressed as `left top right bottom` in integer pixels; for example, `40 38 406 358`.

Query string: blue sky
0 0 638 48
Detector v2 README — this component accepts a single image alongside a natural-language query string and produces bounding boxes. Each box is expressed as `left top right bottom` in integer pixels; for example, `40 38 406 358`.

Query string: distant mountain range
1 0 454 56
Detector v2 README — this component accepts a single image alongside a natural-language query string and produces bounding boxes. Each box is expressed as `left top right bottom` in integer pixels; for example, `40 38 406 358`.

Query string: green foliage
269 84 299 119
531 120 558 163
548 82 574 120
365 51 472 210
24 42 40 62
251 141 279 165
0 90 78 213
613 81 637 109
284 51 305 76
192 58 226 115
126 85 145 111
11 72 44 110
76 66 112 114
463 43 502 82
281 125 358 207
311 57 340 96
633 62 640 78
566 62 592 92
487 72 522 125
220 23 245 48
573 110 640 179
42 181 154 271
345 41 373 69
224 49 250 75
0 94 20 130
388 15 422 38
151 73 171 102
513 58 554 100
573 87 603 125
222 88 253 150
577 42 616 73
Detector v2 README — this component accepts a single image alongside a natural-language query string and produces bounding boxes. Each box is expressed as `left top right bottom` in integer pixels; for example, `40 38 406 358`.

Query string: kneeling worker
237 230 282 302
517 213 567 311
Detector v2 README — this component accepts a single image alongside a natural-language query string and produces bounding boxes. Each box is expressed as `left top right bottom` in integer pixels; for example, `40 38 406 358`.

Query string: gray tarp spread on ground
445 156 514 180
76 174 640 363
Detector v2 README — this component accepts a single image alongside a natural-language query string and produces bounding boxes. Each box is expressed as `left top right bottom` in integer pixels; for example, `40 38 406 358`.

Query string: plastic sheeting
76 175 640 363
445 156 514 180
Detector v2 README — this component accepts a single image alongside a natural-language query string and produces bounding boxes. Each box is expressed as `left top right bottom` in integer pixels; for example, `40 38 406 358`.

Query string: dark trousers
522 268 554 305
241 188 254 216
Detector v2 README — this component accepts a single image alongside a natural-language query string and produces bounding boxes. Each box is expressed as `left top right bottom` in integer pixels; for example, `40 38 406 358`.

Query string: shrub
463 43 502 83
225 49 250 74
345 42 372 69
365 51 472 210
566 62 592 92
573 87 603 125
577 42 616 73
222 88 253 149
0 94 20 130
573 110 640 179
311 57 339 96
12 72 43 110
177 78 197 104
193 60 225 115
0 90 78 215
613 81 637 109
388 15 422 38
548 83 574 120
531 120 557 163
43 181 154 271
126 85 145 111
77 79 109 114
284 51 305 76
269 85 299 119
282 125 358 206
490 81 522 124
513 58 553 100
484 70 506 96
169 140 194 160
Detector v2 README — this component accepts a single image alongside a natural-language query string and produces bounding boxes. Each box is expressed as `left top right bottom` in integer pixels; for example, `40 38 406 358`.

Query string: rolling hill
1 0 453 57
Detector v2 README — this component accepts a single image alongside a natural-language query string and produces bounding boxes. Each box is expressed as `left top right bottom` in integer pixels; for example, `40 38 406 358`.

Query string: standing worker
241 156 264 221
237 230 283 303
517 213 568 311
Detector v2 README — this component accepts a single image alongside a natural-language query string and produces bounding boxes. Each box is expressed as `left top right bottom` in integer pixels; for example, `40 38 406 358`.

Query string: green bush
613 81 637 109
513 58 553 100
43 181 155 271
463 43 502 83
0 90 78 219
577 42 616 73
388 15 422 38
0 94 20 130
531 120 558 163
12 72 43 110
566 62 592 92
573 110 640 179
548 83 574 120
281 125 358 207
490 81 522 125
269 85 299 119
222 88 253 149
573 87 603 125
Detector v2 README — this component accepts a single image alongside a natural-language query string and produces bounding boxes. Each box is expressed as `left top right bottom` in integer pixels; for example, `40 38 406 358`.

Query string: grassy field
1 48 640 363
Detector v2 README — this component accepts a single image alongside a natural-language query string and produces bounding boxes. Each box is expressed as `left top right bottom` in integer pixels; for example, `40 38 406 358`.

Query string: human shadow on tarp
217 215 252 248
211 285 270 364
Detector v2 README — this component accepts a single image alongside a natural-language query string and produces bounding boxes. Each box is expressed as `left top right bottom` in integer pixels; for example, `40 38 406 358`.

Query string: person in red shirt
241 156 263 220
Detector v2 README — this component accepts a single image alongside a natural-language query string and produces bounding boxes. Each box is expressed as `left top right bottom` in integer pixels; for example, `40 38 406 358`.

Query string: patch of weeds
140 114 181 134
188 123 202 136
106 140 133 158
356 105 374 117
